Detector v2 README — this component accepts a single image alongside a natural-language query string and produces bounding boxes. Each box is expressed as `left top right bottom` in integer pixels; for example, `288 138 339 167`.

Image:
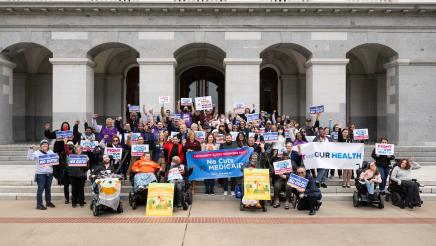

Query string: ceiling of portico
1 43 52 74
88 43 139 74
260 43 312 75
174 43 226 76
347 43 398 74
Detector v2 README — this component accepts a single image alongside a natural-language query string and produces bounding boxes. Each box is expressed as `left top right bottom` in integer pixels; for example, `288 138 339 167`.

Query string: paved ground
0 200 435 246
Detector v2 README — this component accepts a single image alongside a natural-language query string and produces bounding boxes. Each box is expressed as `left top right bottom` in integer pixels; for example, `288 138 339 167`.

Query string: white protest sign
180 98 193 106
375 143 395 156
273 160 293 174
159 96 170 104
167 168 183 181
194 96 213 110
353 129 369 141
131 144 149 157
104 148 123 160
234 102 245 114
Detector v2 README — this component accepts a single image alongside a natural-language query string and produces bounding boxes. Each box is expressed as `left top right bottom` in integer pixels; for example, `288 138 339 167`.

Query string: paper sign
80 140 98 152
124 133 142 144
38 154 59 166
230 131 239 142
243 168 271 200
146 183 175 216
309 105 324 114
159 96 170 104
104 147 123 160
306 136 316 142
169 113 181 120
128 105 140 113
263 132 279 143
375 143 395 156
287 173 309 191
273 160 293 175
167 168 183 181
131 144 149 157
194 96 213 111
331 131 339 141
170 131 179 139
195 131 205 142
234 102 245 114
56 130 73 141
353 129 369 141
216 134 224 144
246 113 259 122
248 132 256 139
180 98 193 106
68 154 88 167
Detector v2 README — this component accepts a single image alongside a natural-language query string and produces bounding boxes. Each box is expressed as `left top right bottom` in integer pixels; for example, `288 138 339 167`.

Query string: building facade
0 0 436 145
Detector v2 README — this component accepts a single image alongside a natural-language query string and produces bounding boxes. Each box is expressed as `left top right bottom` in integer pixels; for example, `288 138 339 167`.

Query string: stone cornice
223 58 263 66
305 58 349 68
137 58 177 66
49 58 96 67
384 59 436 68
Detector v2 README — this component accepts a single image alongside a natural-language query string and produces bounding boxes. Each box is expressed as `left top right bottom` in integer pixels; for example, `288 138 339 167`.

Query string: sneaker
284 201 290 210
223 191 228 196
72 204 77 208
36 205 47 210
321 183 327 188
210 192 215 195
231 191 235 196
46 202 55 208
65 199 69 204
309 210 316 216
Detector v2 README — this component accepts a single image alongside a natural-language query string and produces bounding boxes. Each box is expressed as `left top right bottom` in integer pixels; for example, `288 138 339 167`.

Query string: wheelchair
352 162 384 209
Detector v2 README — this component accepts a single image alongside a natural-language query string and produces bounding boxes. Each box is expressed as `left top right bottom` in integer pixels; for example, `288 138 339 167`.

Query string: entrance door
180 66 225 114
125 66 139 117
260 67 278 113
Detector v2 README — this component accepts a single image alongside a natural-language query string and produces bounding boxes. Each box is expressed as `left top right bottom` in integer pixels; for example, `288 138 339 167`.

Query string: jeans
365 180 375 194
377 166 390 192
204 179 215 194
36 174 53 207
222 177 239 192
316 169 328 184
70 177 86 205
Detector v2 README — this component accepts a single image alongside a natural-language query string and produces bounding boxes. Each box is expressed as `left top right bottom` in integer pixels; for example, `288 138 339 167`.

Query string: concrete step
0 160 34 165
0 151 28 156
0 156 30 161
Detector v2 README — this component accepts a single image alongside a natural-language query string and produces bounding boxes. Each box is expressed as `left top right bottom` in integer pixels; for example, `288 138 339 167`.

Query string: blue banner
38 154 59 166
187 147 253 181
309 105 324 114
68 154 88 167
287 173 309 191
56 130 73 141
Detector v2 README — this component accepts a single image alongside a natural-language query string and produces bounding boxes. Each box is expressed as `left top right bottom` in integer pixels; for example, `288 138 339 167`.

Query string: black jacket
371 149 395 167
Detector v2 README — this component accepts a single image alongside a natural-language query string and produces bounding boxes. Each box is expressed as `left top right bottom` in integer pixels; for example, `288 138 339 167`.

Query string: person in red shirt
163 135 185 168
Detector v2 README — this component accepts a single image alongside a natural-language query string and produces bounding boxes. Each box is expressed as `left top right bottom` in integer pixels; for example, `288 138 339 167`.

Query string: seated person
294 167 322 215
167 156 192 209
131 153 161 191
390 159 422 208
241 152 266 209
359 162 382 201
91 154 116 194
271 151 296 209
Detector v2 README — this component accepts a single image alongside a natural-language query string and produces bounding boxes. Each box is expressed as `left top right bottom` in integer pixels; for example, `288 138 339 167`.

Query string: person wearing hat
27 140 57 210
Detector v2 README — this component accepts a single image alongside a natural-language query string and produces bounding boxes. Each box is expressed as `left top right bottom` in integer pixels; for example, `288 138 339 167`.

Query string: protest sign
159 96 170 104
187 147 253 181
169 113 181 120
248 132 256 139
194 96 213 110
306 136 316 142
128 105 140 113
216 134 224 144
68 154 88 167
299 142 364 170
146 183 174 216
124 132 141 144
353 129 369 141
230 131 239 142
104 147 123 160
273 160 293 174
38 154 59 166
309 105 324 114
170 131 179 139
56 130 73 141
167 168 183 181
234 102 245 114
246 113 259 122
180 98 193 106
287 173 309 191
195 131 205 142
331 131 339 141
131 144 149 157
263 132 279 143
80 140 98 152
375 143 395 156
243 169 271 201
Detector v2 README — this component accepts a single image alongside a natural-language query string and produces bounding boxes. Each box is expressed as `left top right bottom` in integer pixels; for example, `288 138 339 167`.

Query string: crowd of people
26 101 421 214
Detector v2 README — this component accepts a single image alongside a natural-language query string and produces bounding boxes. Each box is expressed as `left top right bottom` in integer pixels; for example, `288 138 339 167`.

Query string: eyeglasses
297 172 305 174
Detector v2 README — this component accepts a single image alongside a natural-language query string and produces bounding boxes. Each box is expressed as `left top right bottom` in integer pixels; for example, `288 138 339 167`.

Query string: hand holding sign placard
194 96 213 110
273 160 293 174
287 173 309 191
309 105 324 114
56 130 73 141
375 143 395 156
159 96 170 104
128 105 140 113
353 129 369 140
68 154 88 167
104 148 123 160
131 144 149 157
180 98 193 106
146 183 175 216
243 169 271 201
38 154 59 166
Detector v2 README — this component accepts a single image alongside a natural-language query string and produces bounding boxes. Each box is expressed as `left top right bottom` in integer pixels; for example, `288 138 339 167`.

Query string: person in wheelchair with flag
389 159 422 209
293 167 322 216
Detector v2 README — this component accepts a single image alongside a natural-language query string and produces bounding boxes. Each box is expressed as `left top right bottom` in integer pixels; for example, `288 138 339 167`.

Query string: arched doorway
260 67 278 113
180 66 225 113
125 66 139 116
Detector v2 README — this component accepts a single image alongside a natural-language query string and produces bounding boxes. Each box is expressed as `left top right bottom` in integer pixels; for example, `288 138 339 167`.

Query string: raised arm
43 123 56 140
91 114 102 133
27 146 36 161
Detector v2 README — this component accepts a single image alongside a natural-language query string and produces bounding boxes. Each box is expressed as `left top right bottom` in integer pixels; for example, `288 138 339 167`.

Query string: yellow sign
145 183 175 216
243 168 271 201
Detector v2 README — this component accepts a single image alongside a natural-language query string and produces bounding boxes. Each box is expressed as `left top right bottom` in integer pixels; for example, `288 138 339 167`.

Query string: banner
273 160 293 174
159 96 170 104
146 183 174 216
56 130 73 141
131 144 149 157
195 131 205 142
287 173 309 191
309 105 324 114
38 153 59 166
263 132 279 143
104 147 123 160
194 96 213 110
80 140 98 152
246 113 259 122
234 102 245 114
300 142 364 170
167 168 183 181
353 129 369 140
128 105 140 113
187 147 253 181
180 98 193 106
375 143 395 156
68 154 88 167
243 169 271 201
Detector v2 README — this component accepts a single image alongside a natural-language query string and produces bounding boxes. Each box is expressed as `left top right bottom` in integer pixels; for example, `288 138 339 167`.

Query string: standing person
62 140 75 204
184 131 202 194
371 138 395 194
201 133 220 195
68 145 88 208
329 124 342 178
219 134 239 196
27 140 56 210
163 135 185 169
91 114 119 142
340 128 354 188
313 127 332 188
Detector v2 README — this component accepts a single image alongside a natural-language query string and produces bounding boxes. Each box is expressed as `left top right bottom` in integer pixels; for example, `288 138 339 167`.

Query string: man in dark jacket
219 134 240 195
371 138 395 193
295 167 322 215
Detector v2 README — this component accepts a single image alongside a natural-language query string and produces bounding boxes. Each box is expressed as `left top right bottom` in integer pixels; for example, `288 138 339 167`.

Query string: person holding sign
371 138 395 194
294 167 322 216
177 101 194 128
68 145 89 208
27 140 57 210
271 151 295 209
167 156 192 210
313 127 332 188
91 114 119 142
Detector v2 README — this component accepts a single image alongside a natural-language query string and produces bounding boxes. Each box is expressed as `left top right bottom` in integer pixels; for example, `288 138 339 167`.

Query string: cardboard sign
124 133 142 144
56 130 73 141
353 129 369 141
170 131 179 139
180 98 193 106
68 154 88 167
80 140 98 152
167 168 183 181
195 131 205 142
104 147 123 160
128 105 140 113
263 132 279 143
309 105 324 114
38 154 59 166
273 160 293 174
243 168 271 201
146 183 175 216
331 131 339 141
131 144 149 157
306 136 316 142
287 173 309 191
194 96 213 111
230 131 239 142
246 113 259 122
159 96 170 104
375 143 395 156
234 102 245 114
169 113 181 120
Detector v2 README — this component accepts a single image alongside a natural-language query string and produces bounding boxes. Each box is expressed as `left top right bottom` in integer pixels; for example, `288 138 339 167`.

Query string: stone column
224 58 262 113
49 58 95 129
0 56 15 144
137 58 176 112
305 58 349 127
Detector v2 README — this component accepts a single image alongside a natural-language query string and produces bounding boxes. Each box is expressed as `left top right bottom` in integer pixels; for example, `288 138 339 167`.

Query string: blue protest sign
309 105 324 114
246 113 259 122
263 132 279 143
287 173 309 191
128 105 140 113
187 147 253 181
56 130 73 141
38 154 59 166
131 144 149 157
68 154 88 167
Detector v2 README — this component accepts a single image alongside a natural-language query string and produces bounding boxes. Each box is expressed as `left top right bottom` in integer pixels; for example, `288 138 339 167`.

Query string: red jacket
163 141 185 164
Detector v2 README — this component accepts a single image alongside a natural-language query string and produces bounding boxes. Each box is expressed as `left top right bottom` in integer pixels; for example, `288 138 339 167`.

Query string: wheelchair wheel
353 191 359 207
239 203 245 211
92 201 100 217
131 201 137 210
117 202 124 213
385 193 390 202
378 197 384 209
128 192 133 206
391 192 401 207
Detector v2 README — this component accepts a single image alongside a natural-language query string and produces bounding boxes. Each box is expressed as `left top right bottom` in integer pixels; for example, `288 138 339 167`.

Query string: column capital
137 58 177 66
49 58 96 67
223 58 262 66
0 56 16 69
305 58 349 68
